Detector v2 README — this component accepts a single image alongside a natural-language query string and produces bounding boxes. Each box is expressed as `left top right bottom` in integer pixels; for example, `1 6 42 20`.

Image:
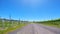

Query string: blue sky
0 0 60 21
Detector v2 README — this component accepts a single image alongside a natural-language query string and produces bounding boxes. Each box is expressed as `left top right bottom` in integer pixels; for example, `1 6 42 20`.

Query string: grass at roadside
40 23 60 28
35 19 60 28
0 23 27 34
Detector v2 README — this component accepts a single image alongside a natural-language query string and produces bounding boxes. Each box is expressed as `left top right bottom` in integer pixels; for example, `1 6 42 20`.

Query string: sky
0 0 60 21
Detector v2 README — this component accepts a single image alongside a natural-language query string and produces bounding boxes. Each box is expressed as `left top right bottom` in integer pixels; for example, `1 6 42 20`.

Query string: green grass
6 23 26 34
40 23 60 28
0 23 26 34
36 19 60 28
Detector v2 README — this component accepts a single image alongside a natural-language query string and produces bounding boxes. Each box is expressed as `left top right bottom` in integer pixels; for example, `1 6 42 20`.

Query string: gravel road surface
8 23 60 34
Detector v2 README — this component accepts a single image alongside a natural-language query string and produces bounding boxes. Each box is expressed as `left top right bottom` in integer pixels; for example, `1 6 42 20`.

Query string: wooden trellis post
19 18 20 24
0 16 5 29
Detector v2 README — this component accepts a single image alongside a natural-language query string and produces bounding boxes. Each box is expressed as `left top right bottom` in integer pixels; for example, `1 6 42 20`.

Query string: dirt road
8 23 60 34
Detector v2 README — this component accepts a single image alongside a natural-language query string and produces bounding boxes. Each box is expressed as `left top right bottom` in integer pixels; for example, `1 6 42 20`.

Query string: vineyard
0 18 26 34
